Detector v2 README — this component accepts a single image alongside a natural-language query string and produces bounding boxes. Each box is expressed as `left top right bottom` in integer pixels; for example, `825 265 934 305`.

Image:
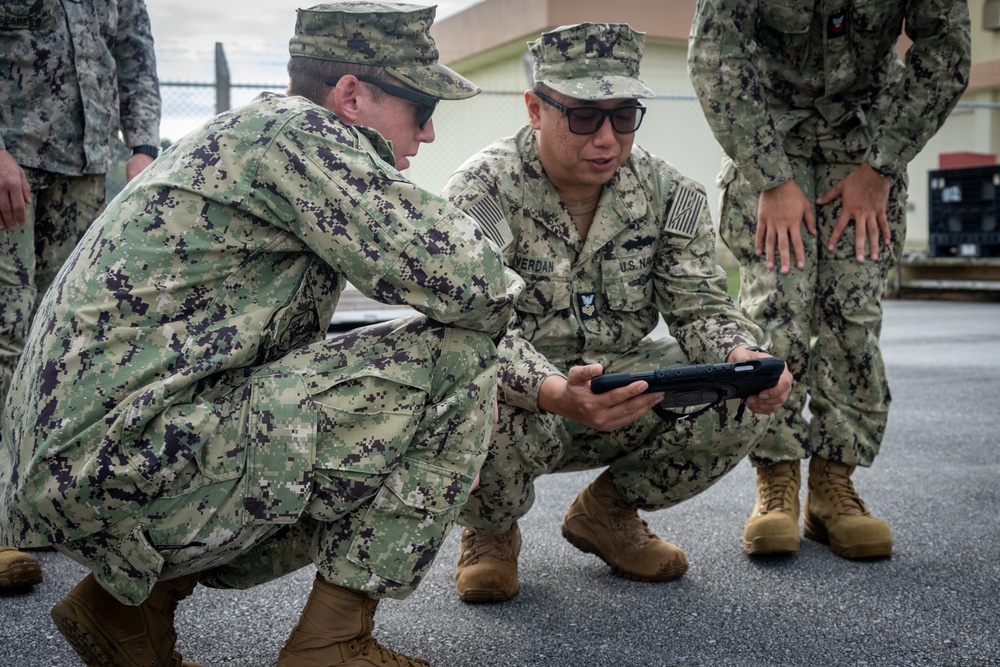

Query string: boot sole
0 561 43 589
51 587 205 667
804 520 892 559
51 596 133 667
561 525 688 582
458 587 518 604
743 534 801 555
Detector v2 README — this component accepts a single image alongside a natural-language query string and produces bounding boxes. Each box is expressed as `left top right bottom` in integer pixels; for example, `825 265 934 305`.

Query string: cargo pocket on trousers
345 459 465 587
242 373 318 525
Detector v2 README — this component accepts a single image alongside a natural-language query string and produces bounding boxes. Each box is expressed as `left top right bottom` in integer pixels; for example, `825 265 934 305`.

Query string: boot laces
760 464 798 513
460 528 516 565
350 636 430 666
589 481 656 548
821 466 868 516
605 504 656 549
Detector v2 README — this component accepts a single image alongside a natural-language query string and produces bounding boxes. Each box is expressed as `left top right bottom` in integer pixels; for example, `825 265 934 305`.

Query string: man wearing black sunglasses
444 22 792 604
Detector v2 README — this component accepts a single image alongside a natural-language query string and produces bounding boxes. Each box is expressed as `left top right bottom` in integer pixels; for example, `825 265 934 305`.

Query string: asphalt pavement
1 299 998 667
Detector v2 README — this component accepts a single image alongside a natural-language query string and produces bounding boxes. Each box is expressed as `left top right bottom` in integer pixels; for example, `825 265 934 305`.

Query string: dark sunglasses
326 75 438 130
532 88 646 135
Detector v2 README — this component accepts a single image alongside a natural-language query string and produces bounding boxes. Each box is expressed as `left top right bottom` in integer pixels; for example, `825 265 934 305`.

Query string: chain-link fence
111 46 1000 259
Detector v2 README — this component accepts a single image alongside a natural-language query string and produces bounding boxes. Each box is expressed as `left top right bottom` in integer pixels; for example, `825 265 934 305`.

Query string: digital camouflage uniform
689 0 971 467
0 0 160 402
0 90 522 605
444 125 770 533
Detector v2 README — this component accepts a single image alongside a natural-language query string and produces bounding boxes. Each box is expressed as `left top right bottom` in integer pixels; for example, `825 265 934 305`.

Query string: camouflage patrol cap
529 22 654 100
289 2 480 100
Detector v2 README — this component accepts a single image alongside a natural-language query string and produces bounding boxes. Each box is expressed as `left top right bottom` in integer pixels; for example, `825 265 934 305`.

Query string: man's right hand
0 149 31 230
537 364 664 432
756 179 816 274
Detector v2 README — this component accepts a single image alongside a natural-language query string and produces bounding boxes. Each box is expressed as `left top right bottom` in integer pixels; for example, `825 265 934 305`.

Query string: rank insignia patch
828 10 848 38
578 292 598 321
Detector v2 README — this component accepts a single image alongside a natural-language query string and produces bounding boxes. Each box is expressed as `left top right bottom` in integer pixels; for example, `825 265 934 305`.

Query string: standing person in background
688 1 970 559
444 22 792 604
0 0 161 591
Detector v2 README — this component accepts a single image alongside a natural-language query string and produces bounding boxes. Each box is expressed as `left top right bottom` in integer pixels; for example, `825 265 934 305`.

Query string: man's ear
525 89 543 130
324 75 363 124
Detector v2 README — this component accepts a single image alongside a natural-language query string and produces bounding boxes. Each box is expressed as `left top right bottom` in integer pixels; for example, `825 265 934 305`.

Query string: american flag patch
466 195 513 250
665 184 703 239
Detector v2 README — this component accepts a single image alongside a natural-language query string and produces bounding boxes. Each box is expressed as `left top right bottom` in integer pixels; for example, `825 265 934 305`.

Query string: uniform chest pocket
602 253 654 312
513 256 571 315
0 0 55 30
759 0 812 34
94 2 119 39
753 0 812 56
851 0 898 32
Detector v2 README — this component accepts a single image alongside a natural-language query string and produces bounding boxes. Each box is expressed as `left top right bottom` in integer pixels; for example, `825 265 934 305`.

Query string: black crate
929 165 1000 210
929 231 1000 258
928 167 1000 256
931 208 999 235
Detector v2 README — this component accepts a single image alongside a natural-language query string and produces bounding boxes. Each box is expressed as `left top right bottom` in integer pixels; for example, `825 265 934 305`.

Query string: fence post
215 42 230 114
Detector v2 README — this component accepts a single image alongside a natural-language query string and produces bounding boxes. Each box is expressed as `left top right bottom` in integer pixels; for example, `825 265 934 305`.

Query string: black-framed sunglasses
326 75 438 130
532 88 646 135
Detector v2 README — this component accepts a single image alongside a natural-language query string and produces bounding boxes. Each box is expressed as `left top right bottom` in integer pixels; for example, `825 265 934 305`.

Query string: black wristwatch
746 345 770 354
132 144 159 159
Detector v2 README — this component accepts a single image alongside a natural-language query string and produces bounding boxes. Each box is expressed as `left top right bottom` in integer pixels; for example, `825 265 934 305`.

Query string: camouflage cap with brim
289 2 480 100
529 22 654 101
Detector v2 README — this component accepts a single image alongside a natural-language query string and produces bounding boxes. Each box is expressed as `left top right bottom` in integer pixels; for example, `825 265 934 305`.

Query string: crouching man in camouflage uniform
0 3 522 666
689 1 970 559
443 23 793 603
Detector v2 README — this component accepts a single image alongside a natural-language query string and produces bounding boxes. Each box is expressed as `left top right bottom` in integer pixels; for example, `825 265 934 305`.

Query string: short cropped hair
286 56 395 106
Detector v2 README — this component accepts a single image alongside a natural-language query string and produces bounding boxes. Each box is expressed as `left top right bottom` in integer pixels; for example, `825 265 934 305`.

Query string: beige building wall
406 0 998 251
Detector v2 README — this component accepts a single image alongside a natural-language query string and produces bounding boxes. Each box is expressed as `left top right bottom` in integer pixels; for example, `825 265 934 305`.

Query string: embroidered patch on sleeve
466 194 514 250
664 183 703 239
828 11 848 38
578 292 598 321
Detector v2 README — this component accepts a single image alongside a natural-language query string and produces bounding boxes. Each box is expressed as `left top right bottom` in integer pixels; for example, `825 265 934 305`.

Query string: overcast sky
147 1 482 82
146 1 483 139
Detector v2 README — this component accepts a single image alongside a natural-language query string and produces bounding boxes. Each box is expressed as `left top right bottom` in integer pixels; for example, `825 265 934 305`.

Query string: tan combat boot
805 456 893 559
454 523 521 603
0 545 43 590
743 461 801 555
277 574 429 667
50 572 203 667
561 470 688 581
